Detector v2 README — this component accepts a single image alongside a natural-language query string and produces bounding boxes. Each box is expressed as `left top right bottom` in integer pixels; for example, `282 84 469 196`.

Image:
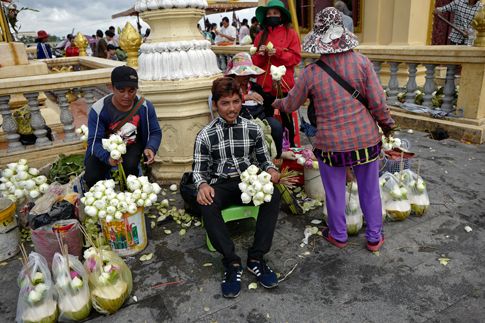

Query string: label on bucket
101 208 147 257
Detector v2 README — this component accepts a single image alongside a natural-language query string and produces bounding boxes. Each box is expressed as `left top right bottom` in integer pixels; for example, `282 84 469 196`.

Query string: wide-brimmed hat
302 7 359 54
256 0 291 27
225 52 265 76
37 30 49 39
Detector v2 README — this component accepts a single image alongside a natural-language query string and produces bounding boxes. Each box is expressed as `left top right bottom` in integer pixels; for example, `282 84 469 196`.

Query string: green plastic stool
206 205 260 252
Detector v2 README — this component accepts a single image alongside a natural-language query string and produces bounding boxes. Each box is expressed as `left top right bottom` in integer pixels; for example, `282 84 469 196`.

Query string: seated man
84 66 162 188
193 77 282 298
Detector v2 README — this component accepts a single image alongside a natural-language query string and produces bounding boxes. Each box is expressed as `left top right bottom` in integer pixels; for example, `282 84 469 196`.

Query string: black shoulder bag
307 60 369 127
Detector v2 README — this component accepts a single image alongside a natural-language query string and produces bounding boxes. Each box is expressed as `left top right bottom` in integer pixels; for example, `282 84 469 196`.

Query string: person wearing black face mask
251 0 301 149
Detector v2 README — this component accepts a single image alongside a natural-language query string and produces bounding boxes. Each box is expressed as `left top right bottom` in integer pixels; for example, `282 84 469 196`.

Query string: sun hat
224 52 265 76
255 0 291 27
37 30 49 40
302 7 359 55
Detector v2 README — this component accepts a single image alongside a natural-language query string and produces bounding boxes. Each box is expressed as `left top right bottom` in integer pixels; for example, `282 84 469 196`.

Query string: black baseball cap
111 66 139 89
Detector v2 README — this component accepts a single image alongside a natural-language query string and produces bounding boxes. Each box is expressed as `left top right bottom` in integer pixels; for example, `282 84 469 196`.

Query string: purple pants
318 159 383 243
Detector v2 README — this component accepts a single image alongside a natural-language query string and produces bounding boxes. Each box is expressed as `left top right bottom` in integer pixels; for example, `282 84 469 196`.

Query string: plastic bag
29 200 76 230
31 219 83 268
52 253 92 321
29 183 66 216
83 247 133 315
322 181 363 235
16 252 58 323
379 172 411 221
399 169 430 216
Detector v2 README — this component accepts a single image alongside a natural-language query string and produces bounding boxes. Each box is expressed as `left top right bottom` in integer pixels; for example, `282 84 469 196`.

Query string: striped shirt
192 116 275 188
274 51 395 153
437 0 483 45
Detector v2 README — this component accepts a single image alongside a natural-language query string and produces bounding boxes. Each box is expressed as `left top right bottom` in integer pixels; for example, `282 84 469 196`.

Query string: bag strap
314 60 369 109
111 97 145 133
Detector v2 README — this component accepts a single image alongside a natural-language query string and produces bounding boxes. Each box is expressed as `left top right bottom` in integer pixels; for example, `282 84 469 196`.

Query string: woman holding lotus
251 0 301 147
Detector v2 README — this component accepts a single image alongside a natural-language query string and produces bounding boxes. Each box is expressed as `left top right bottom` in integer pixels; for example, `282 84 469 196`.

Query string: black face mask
266 17 282 27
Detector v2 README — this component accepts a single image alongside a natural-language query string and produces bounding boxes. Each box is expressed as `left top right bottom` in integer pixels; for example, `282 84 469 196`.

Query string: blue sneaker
221 265 242 298
247 260 278 289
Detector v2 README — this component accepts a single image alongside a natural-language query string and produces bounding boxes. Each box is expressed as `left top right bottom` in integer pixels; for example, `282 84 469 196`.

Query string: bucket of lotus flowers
81 175 161 257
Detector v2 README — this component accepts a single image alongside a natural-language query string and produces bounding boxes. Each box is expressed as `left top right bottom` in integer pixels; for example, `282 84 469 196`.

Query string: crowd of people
83 0 398 300
34 25 129 60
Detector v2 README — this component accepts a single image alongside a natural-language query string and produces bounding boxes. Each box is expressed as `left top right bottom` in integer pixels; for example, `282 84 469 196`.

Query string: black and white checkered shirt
437 0 483 45
192 116 275 188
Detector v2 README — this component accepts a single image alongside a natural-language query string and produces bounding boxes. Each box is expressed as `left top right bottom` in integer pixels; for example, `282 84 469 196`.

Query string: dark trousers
263 93 295 147
84 140 144 188
199 178 281 268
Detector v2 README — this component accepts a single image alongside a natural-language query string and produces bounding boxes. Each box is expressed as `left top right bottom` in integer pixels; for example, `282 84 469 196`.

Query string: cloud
13 0 144 36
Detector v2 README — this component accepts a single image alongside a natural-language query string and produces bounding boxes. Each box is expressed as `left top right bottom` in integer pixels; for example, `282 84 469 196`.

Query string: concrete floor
1 130 484 323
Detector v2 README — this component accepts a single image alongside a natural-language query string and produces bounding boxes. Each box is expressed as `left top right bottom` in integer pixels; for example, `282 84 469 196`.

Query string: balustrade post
24 92 52 147
372 61 382 84
441 65 457 113
422 64 437 108
0 95 24 152
387 62 401 105
54 90 77 142
83 87 96 112
405 63 418 103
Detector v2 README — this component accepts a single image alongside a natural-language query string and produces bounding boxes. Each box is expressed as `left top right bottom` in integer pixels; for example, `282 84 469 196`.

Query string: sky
11 0 257 38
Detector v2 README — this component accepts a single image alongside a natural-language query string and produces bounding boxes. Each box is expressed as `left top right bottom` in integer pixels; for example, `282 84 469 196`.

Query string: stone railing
212 45 485 143
0 56 124 167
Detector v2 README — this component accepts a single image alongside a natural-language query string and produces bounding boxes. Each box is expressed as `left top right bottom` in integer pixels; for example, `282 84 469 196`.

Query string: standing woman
251 0 301 147
36 30 52 59
273 8 396 252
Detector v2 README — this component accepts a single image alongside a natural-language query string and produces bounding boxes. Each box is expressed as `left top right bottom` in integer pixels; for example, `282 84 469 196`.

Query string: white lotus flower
241 172 250 182
266 41 274 50
17 164 28 172
169 184 177 192
0 184 7 191
85 206 98 217
94 200 106 210
118 145 127 154
75 128 82 135
98 210 107 219
142 183 153 194
18 159 27 165
39 183 49 194
27 290 42 304
94 191 104 199
137 199 145 207
253 181 263 192
241 192 252 204
139 176 149 184
238 182 248 192
249 175 258 184
262 183 274 194
249 46 257 55
141 193 148 200
264 194 272 202
70 276 83 289
253 198 264 206
117 192 126 201
16 171 29 181
6 163 17 170
110 150 122 160
258 172 271 184
152 183 161 194
106 206 116 215
85 196 95 205
119 202 128 212
115 211 123 220
34 175 47 185
247 165 259 175
144 199 153 207
102 139 110 149
0 177 7 183
28 168 39 176
23 179 36 190
270 65 286 81
2 169 14 178
255 191 265 200
105 179 116 189
106 215 114 222
127 204 138 214
14 189 24 199
149 193 157 203
246 185 256 196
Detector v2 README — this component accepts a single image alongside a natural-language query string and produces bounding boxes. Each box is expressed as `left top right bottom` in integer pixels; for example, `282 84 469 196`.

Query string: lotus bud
144 199 153 207
85 206 98 217
0 183 7 191
240 172 250 182
246 185 256 196
16 171 29 181
139 176 149 184
249 46 257 55
257 172 271 184
266 41 274 51
169 184 177 192
23 179 36 190
106 205 116 214
0 177 7 183
116 192 126 201
110 199 119 207
106 215 114 222
14 189 24 199
247 165 259 175
238 182 248 192
34 175 47 185
102 139 110 149
149 193 157 203
255 191 265 200
29 190 41 199
119 201 128 212
28 168 40 176
118 145 127 154
27 290 42 304
98 210 107 218
75 128 82 135
262 183 274 194
152 183 161 194
142 183 153 194
128 204 138 214
6 163 17 170
241 192 252 204
141 193 148 200
94 191 104 199
297 156 306 166
70 276 83 289
137 199 145 207
94 200 106 210
115 211 123 220
2 169 14 178
161 199 169 207
110 150 122 160
85 196 95 205
253 198 264 206
264 194 272 202
17 164 28 172
249 175 258 184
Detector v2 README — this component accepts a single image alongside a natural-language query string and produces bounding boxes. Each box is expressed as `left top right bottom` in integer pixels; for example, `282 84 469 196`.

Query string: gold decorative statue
0 2 14 42
472 6 485 47
73 32 88 56
119 22 142 68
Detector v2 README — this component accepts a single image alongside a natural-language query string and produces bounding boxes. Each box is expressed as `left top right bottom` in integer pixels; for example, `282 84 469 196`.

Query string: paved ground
1 129 484 323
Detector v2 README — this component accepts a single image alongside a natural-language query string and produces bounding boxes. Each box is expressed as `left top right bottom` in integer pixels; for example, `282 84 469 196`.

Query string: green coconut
59 292 92 321
22 299 58 323
91 279 129 314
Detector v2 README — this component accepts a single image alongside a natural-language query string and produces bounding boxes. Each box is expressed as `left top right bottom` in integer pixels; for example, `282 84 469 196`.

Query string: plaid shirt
192 116 275 188
437 0 483 45
274 51 395 153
